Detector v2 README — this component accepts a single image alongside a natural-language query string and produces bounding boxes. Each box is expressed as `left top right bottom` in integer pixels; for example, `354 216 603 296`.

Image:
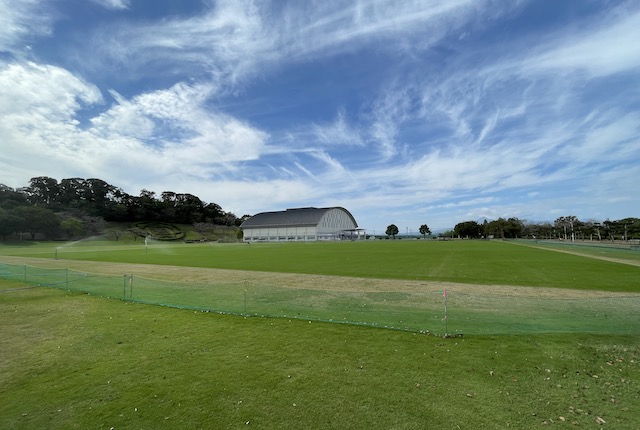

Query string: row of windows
244 235 317 241
244 233 352 242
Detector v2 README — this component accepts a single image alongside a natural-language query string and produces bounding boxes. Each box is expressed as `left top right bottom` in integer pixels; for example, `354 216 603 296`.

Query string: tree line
451 216 640 241
384 224 432 239
383 217 639 241
0 176 246 240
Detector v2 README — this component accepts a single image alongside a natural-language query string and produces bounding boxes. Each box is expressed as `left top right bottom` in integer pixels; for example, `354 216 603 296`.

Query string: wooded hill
0 176 246 240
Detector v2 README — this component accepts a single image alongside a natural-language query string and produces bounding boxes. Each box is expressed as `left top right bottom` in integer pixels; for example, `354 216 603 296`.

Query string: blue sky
1 0 639 233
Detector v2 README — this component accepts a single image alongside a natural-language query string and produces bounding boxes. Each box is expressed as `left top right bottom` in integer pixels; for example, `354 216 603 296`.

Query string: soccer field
2 239 639 429
1 239 638 335
2 239 639 290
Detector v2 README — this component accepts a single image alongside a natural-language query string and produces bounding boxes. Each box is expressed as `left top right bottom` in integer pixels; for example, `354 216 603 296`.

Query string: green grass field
1 239 639 428
1 285 638 429
2 239 639 291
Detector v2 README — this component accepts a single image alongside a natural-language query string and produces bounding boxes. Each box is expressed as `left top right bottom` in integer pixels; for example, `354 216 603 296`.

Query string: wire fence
1 262 639 336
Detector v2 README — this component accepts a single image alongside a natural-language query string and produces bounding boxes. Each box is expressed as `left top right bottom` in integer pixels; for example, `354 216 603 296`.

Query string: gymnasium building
240 207 364 242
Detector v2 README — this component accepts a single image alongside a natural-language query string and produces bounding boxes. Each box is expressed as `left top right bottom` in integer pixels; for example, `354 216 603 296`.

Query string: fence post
23 265 27 282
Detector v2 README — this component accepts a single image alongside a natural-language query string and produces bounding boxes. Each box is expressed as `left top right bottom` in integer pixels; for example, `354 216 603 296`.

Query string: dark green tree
0 184 27 208
132 189 160 221
12 206 60 239
27 176 60 206
386 224 399 239
60 217 85 239
454 220 481 238
419 224 431 238
0 208 21 240
486 217 524 238
58 178 85 208
174 193 204 224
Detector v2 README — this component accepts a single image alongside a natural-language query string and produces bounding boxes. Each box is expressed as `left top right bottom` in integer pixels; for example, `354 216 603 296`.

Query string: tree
0 208 21 240
486 217 524 239
524 221 554 239
173 193 204 224
419 224 431 238
454 221 481 238
0 184 27 208
0 176 243 241
610 217 640 240
58 177 85 208
132 189 160 221
81 215 106 235
27 176 59 206
441 229 455 238
82 178 112 216
60 217 85 239
386 224 399 239
12 206 60 239
238 214 252 225
109 228 124 241
554 216 579 241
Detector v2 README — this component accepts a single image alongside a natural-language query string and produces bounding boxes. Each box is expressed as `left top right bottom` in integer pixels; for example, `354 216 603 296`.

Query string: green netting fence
2 262 639 336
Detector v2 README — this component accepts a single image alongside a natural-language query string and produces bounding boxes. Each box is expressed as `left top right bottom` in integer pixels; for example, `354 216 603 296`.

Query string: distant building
240 207 363 242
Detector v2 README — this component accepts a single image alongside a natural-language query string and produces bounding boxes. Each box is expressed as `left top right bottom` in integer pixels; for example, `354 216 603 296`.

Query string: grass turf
2 260 639 336
1 284 639 429
1 240 639 292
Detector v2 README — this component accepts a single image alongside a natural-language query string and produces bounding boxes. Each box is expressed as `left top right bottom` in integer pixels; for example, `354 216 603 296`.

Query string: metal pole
444 298 448 336
443 290 448 336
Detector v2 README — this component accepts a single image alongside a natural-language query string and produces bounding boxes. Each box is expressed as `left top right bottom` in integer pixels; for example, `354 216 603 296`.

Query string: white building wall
244 226 318 241
317 208 357 234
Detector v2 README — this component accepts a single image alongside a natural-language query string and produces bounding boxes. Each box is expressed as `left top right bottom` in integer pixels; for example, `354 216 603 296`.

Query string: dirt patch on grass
2 256 635 300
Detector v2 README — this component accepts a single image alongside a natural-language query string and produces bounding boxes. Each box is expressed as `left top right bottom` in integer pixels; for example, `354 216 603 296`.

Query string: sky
1 0 639 233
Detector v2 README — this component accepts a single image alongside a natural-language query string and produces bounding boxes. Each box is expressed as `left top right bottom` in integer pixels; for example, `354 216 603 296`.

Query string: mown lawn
1 240 639 292
1 283 639 429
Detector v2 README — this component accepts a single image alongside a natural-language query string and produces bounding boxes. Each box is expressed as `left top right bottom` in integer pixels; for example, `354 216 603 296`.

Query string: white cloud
0 62 105 181
0 62 103 118
310 110 364 147
523 9 640 77
286 0 525 58
184 179 314 215
89 90 155 139
83 0 528 90
91 0 130 10
566 112 640 165
367 82 416 158
91 81 268 168
88 0 271 84
0 60 269 197
0 0 53 53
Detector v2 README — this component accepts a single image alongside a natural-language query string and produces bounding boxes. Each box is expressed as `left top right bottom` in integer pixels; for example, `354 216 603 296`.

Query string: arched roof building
240 207 362 242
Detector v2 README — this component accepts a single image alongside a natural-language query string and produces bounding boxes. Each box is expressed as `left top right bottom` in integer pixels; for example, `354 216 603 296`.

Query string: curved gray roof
241 207 357 228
